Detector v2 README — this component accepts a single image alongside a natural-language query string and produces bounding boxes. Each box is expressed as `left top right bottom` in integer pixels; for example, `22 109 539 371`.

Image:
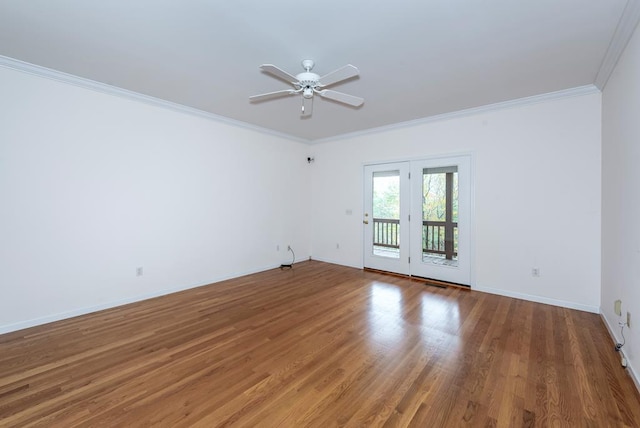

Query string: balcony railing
423 220 457 260
372 218 457 260
373 218 400 248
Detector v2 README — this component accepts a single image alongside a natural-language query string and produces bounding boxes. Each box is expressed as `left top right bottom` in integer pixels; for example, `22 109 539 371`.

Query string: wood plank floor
1 261 639 427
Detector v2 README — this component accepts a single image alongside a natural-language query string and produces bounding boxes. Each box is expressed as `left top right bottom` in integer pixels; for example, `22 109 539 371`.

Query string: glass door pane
373 170 400 259
422 166 458 266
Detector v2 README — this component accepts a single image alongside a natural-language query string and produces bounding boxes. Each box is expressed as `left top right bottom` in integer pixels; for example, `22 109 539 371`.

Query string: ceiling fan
249 59 364 116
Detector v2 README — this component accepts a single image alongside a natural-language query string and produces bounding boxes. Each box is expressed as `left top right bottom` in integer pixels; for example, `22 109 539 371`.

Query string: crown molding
0 55 310 144
0 54 602 145
595 0 640 90
311 84 600 144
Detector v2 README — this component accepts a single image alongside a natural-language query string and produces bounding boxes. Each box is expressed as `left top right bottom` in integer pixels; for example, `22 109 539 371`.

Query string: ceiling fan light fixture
303 87 314 99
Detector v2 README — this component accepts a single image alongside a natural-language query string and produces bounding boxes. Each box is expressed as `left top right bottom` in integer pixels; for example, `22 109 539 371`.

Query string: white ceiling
0 1 637 142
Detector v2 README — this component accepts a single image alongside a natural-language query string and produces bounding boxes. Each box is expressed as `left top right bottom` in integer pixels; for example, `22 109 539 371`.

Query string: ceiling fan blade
259 64 299 85
318 64 359 87
317 90 364 107
249 89 296 102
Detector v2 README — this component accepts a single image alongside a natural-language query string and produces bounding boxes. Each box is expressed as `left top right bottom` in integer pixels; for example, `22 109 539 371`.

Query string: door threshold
363 268 470 290
412 275 470 290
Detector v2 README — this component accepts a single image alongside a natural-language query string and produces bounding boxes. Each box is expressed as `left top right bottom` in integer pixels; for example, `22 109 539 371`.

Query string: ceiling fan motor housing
296 71 321 98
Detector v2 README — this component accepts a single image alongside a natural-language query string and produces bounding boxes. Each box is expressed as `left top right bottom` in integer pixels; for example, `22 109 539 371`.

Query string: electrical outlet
136 267 143 277
531 267 540 277
615 299 622 316
627 311 631 329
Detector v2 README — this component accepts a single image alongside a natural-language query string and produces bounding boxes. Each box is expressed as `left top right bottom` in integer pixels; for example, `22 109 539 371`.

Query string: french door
363 155 472 285
363 162 411 275
409 156 471 285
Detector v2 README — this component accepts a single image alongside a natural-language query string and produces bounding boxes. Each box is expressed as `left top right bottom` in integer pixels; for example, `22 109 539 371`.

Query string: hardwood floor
1 261 639 427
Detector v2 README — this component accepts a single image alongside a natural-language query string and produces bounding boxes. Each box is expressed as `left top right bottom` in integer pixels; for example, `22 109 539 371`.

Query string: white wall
310 93 602 312
0 63 605 334
0 67 310 333
602 21 640 386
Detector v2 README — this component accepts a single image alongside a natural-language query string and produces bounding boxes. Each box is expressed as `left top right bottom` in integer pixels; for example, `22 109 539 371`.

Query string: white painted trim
0 55 310 144
0 263 285 335
311 85 601 144
0 54 602 146
595 0 640 90
474 284 600 314
309 256 362 270
600 312 640 394
468 154 477 290
362 150 477 169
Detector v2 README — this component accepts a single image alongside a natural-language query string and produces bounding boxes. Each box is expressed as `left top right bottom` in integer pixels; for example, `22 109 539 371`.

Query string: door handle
363 220 369 224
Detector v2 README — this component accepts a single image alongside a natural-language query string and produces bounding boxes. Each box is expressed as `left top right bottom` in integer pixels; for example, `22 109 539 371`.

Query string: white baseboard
0 262 285 335
309 262 600 314
308 256 362 270
600 313 640 394
473 285 600 313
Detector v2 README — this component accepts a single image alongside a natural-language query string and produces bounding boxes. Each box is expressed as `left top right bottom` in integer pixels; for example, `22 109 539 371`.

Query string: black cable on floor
280 246 295 269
